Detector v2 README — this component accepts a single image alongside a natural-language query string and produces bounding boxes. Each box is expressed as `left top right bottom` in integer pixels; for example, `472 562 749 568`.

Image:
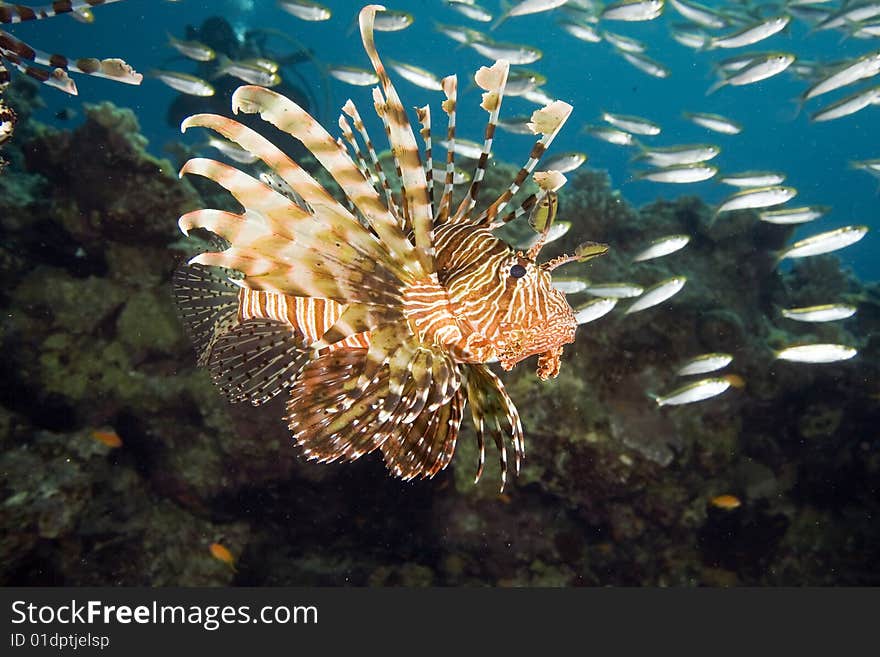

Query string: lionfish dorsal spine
359 4 435 274
477 101 573 226
451 59 510 223
436 74 458 224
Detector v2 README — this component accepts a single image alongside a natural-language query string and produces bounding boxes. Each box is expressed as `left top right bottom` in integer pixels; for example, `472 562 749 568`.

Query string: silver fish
150 69 214 96
618 50 671 78
601 0 665 21
781 304 857 322
205 136 260 164
574 297 618 324
519 221 571 249
716 186 797 214
559 19 602 43
624 276 687 314
602 30 646 53
677 353 733 376
720 171 786 187
552 277 590 294
635 143 720 166
584 125 637 146
373 9 414 31
538 151 588 173
802 50 880 101
585 282 644 298
682 111 742 134
437 138 487 160
446 0 493 22
327 65 379 86
709 52 795 94
278 0 331 21
167 34 215 62
468 39 542 64
759 205 829 224
632 234 691 261
602 111 661 135
668 0 726 29
774 344 857 363
654 377 731 406
216 57 280 86
636 163 718 183
810 84 880 122
387 60 442 91
777 225 869 260
707 15 791 49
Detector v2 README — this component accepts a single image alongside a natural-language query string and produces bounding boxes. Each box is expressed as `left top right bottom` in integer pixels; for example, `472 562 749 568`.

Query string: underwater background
1 0 879 586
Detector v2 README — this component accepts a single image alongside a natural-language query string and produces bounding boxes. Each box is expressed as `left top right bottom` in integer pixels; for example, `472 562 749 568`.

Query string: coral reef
1 101 878 586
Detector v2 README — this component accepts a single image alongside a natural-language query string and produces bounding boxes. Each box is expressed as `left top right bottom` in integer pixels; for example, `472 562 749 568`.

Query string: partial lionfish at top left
0 0 142 161
173 4 607 491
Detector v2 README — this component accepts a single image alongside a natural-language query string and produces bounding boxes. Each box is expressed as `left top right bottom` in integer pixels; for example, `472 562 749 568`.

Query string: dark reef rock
0 106 878 587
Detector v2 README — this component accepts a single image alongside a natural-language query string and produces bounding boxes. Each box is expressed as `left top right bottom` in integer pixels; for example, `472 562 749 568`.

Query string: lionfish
174 4 606 490
0 0 142 163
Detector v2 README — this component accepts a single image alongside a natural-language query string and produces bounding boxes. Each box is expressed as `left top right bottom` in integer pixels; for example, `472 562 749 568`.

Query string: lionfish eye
509 264 527 279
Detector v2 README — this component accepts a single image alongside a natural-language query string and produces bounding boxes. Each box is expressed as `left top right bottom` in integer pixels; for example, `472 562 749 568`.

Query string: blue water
14 0 878 279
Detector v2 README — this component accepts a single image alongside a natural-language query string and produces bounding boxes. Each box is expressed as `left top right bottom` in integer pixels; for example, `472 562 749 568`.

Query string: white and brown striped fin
451 60 510 223
230 84 425 282
476 101 573 226
0 30 140 85
207 318 309 406
286 348 397 463
435 75 458 224
341 98 400 220
415 104 434 216
172 262 240 367
464 364 525 492
0 0 122 24
359 5 435 274
0 48 76 93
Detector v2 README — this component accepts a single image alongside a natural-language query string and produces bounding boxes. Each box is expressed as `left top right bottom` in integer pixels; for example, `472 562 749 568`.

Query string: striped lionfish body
174 4 605 489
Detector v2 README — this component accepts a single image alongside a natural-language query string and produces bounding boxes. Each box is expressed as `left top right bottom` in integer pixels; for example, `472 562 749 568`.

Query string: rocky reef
1 85 878 586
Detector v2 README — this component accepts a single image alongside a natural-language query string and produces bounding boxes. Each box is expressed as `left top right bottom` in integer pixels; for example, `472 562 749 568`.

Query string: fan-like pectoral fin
464 364 525 492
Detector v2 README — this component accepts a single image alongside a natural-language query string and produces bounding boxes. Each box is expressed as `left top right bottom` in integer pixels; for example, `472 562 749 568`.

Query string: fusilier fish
635 163 717 183
602 111 661 135
618 50 671 78
653 377 731 406
781 304 857 322
150 69 215 96
204 136 260 164
494 0 569 29
167 33 215 62
585 283 645 298
677 353 733 376
174 6 601 491
552 277 591 294
537 151 588 173
682 111 742 134
634 143 720 166
373 9 414 31
387 60 443 91
801 50 880 101
774 344 858 363
777 225 869 260
632 234 690 261
215 56 281 86
446 0 493 22
759 206 828 224
584 125 637 146
624 276 686 313
278 0 331 21
706 15 791 49
708 52 795 94
468 38 542 64
559 19 602 43
601 0 665 22
437 137 488 159
810 84 880 122
716 186 797 214
328 65 379 86
602 31 647 52
668 0 726 29
720 171 786 187
519 221 571 249
573 298 618 324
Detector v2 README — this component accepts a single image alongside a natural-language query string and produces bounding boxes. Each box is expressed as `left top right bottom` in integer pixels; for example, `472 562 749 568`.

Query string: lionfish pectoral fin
464 364 525 492
207 318 310 406
313 303 402 350
172 262 240 367
286 348 394 463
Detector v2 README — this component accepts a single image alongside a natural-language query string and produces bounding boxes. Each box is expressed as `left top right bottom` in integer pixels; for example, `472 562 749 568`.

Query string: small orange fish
711 494 742 510
92 430 122 448
209 543 236 570
723 374 746 389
